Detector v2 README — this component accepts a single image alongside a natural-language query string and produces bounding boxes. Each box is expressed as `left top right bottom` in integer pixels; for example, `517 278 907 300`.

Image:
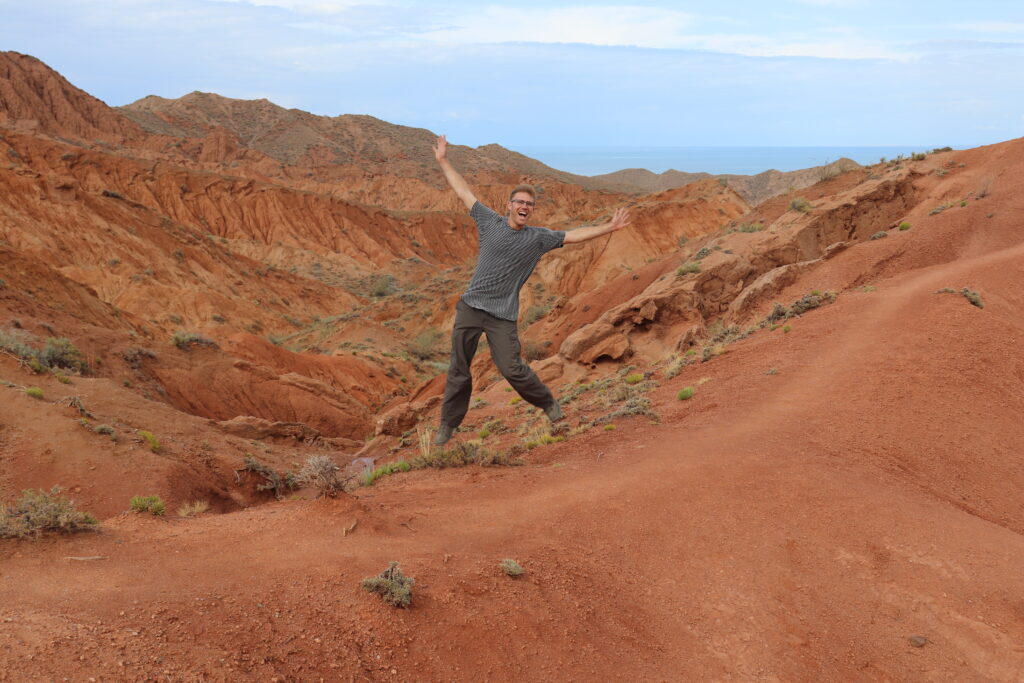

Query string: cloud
212 0 386 14
957 20 1024 35
415 5 695 49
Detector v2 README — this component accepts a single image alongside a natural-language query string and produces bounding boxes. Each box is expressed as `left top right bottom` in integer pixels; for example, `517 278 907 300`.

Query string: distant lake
514 146 942 177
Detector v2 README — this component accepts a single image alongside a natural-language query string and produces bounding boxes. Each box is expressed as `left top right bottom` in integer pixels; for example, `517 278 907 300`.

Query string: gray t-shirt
460 201 565 321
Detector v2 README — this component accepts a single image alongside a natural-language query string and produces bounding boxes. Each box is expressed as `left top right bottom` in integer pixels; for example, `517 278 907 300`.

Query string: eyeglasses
510 199 536 208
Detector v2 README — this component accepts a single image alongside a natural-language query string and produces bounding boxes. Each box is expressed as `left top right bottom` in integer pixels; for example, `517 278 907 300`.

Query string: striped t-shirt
461 201 565 321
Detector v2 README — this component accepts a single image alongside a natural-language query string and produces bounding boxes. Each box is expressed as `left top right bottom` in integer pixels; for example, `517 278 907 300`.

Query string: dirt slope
2 51 1023 680
3 217 1023 679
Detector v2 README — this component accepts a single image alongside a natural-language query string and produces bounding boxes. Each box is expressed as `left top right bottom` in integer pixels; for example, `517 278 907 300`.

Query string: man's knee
496 359 531 383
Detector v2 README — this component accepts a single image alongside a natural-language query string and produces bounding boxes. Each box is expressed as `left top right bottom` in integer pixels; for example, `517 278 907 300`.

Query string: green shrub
676 263 701 275
41 338 89 373
138 430 161 453
960 288 984 308
95 424 114 436
783 325 792 333
362 562 414 608
242 455 299 499
624 373 644 385
789 198 812 213
677 387 695 400
171 331 217 350
898 222 912 231
129 495 165 516
0 487 98 538
407 328 443 360
25 386 44 399
500 559 524 577
603 424 616 431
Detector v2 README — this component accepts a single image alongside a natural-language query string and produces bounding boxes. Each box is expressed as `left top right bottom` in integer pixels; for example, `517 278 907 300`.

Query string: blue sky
2 0 1023 149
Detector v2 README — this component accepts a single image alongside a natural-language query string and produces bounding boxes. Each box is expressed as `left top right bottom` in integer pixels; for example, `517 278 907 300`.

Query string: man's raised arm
562 207 632 244
433 135 477 211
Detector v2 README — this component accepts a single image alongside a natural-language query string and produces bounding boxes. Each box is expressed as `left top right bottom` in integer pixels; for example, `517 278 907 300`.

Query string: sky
2 0 1023 150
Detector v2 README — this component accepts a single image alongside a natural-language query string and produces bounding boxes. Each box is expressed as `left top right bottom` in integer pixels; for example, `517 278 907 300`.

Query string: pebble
909 635 928 648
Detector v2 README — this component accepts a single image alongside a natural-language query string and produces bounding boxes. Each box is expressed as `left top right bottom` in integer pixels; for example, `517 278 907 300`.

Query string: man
432 135 631 445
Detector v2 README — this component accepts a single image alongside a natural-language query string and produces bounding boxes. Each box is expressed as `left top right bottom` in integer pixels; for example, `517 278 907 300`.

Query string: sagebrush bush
41 338 88 373
171 331 217 350
297 455 346 497
789 198 812 213
500 559 524 577
362 562 414 608
0 487 98 538
242 455 298 499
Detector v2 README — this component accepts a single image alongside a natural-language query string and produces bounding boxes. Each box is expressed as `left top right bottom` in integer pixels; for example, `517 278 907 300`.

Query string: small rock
909 635 928 648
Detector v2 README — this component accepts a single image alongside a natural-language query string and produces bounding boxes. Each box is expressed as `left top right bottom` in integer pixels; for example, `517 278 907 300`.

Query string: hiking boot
543 400 564 423
433 423 455 446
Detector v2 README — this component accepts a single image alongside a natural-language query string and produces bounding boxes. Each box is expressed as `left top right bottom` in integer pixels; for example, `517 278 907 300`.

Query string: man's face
507 192 535 229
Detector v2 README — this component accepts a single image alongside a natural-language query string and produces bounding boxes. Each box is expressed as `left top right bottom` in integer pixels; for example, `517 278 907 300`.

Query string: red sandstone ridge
2 52 1024 680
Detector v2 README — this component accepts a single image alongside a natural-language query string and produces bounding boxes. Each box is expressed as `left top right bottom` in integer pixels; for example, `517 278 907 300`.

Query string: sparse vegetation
362 562 415 608
676 263 701 275
129 495 166 516
407 328 443 360
764 291 837 326
789 198 812 213
297 455 347 497
0 487 99 538
241 455 298 499
171 331 217 350
95 424 115 437
937 287 984 309
177 500 209 518
677 387 695 400
500 559 524 577
624 373 644 385
25 386 44 399
138 430 161 453
870 231 888 240
0 329 89 376
367 273 398 297
694 247 712 260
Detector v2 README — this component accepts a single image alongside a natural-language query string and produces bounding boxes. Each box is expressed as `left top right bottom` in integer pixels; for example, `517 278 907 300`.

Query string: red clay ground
3 222 1024 681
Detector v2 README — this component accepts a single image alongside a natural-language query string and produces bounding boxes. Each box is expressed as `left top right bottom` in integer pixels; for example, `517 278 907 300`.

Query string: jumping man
432 135 632 445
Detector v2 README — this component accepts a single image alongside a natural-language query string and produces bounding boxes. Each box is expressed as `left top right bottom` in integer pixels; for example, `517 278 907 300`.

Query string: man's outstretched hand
609 207 632 232
433 135 448 163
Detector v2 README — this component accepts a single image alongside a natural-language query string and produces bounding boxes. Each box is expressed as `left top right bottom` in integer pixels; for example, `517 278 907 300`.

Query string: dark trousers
440 299 555 428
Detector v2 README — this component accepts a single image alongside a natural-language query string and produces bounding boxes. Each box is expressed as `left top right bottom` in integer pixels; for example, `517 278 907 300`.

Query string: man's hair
508 184 537 202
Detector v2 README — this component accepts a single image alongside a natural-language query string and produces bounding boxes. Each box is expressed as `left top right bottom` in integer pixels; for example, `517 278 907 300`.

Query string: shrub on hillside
297 455 347 497
0 487 98 538
129 495 165 516
171 331 217 350
789 198 812 213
